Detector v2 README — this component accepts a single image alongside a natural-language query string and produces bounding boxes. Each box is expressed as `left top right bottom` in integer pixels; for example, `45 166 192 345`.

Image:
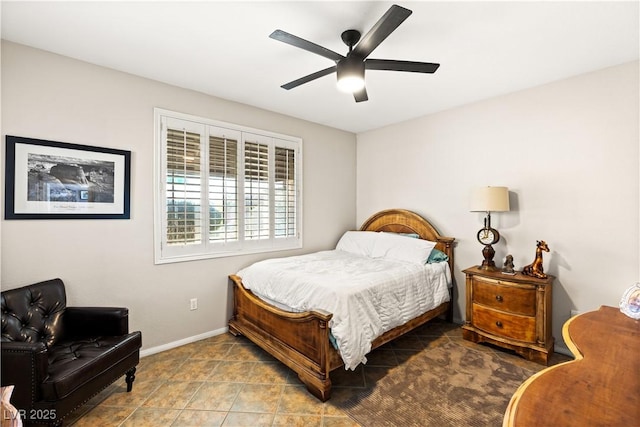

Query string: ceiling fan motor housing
341 29 361 50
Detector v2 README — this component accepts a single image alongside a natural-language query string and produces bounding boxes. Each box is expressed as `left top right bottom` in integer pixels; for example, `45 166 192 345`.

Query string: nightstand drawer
473 278 536 316
472 304 536 342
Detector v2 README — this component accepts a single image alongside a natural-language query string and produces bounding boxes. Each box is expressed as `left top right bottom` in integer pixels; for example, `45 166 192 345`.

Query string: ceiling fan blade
365 59 440 73
353 87 368 103
270 30 344 62
281 66 337 90
352 4 412 60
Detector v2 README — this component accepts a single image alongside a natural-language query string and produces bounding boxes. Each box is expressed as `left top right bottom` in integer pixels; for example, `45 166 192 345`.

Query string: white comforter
236 249 451 370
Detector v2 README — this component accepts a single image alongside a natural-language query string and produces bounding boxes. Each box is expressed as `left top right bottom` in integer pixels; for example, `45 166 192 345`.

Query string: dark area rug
337 341 539 427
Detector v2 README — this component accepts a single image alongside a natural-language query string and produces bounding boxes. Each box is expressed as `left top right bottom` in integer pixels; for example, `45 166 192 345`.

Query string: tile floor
65 320 570 426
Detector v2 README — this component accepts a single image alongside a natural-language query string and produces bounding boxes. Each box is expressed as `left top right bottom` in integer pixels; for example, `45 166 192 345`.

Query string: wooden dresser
462 266 553 365
504 306 640 426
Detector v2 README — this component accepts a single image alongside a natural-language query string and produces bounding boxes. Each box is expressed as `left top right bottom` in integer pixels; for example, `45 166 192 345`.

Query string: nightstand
461 266 554 365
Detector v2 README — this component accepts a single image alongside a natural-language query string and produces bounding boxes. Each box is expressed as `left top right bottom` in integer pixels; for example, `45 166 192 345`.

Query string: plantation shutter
166 127 202 246
274 146 296 238
155 109 302 263
244 138 270 240
209 132 238 243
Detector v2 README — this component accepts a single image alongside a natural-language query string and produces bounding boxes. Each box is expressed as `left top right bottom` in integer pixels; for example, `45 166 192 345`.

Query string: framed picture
5 135 131 219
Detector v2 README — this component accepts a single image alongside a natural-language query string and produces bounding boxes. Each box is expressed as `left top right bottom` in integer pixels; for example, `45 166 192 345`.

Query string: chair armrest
64 307 129 338
1 341 48 407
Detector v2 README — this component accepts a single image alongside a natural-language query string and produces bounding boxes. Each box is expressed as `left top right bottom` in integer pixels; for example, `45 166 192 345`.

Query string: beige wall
0 41 357 352
357 61 640 352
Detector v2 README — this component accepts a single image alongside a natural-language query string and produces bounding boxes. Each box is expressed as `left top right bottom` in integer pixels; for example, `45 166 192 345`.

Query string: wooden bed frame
228 209 455 401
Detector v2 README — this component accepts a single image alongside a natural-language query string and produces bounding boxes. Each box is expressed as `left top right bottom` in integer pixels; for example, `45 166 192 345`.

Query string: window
154 109 302 263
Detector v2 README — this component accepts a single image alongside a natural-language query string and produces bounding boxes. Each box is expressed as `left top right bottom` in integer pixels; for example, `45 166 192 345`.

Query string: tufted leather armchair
1 278 142 426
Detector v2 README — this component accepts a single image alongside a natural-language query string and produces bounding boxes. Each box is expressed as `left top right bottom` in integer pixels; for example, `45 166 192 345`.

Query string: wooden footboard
228 274 342 400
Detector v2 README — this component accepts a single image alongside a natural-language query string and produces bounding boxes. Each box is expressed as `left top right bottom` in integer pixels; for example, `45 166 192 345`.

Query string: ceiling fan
270 4 440 103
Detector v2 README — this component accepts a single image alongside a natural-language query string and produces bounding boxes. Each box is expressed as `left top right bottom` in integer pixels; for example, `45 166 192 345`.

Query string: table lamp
470 186 510 271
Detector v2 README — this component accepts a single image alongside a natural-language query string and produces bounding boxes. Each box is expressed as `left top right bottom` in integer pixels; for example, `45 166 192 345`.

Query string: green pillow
427 248 449 264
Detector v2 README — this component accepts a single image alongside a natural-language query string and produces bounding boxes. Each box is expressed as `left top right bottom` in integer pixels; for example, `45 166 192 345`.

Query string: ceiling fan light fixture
337 75 365 93
336 57 365 93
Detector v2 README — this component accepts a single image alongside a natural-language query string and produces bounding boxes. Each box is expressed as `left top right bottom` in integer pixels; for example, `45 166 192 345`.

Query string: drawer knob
496 321 503 328
495 295 503 302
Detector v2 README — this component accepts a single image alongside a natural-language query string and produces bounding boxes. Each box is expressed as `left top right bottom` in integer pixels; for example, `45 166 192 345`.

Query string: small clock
477 227 500 245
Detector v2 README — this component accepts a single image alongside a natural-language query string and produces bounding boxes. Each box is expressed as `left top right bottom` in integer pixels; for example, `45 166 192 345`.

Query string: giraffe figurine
522 240 550 279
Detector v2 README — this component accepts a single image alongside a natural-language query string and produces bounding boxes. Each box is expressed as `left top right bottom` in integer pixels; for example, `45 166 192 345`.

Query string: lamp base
478 263 500 272
479 244 499 271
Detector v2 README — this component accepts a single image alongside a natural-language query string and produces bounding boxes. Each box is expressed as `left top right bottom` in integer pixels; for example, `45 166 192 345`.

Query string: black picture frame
5 135 131 219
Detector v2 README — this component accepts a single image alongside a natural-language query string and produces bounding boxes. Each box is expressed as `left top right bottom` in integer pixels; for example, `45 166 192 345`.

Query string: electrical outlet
190 298 198 311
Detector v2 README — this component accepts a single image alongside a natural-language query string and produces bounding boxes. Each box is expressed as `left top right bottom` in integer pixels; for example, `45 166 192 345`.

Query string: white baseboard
140 327 229 358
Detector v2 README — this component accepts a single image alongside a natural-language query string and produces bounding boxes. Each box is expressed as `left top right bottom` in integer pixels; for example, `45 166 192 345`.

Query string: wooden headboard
360 209 455 271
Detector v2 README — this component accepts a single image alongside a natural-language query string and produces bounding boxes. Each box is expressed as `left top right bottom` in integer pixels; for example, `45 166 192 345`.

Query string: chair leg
125 367 137 392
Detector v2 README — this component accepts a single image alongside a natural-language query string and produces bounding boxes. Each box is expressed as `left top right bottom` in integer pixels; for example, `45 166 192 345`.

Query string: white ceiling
1 1 638 133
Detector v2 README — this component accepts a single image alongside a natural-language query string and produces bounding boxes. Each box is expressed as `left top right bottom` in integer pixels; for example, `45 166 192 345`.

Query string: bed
228 209 455 401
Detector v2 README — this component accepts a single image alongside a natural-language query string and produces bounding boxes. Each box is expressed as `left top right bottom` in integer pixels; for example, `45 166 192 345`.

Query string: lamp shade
470 186 510 212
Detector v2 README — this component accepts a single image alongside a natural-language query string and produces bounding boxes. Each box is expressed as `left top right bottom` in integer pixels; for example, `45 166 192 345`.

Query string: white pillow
336 230 436 265
335 231 380 257
373 232 436 265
